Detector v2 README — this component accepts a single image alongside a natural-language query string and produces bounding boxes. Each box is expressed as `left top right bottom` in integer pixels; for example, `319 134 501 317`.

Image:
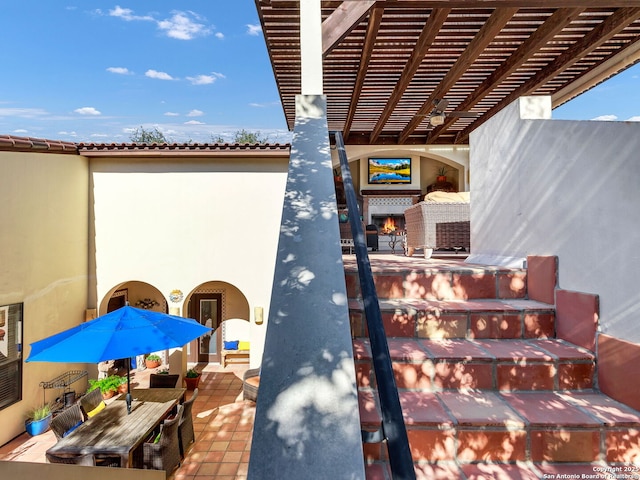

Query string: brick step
354 338 595 391
344 257 527 301
350 298 555 340
359 388 640 467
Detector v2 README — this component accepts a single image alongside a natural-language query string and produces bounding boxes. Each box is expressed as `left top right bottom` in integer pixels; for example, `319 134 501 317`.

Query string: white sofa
404 191 470 258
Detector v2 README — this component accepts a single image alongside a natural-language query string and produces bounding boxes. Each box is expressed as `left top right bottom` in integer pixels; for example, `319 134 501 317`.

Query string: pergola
255 1 640 144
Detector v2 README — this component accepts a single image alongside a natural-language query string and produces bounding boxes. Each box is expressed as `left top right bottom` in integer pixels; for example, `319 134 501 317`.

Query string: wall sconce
254 306 264 325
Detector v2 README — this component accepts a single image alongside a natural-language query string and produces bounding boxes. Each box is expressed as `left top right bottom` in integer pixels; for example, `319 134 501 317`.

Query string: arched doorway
186 282 250 365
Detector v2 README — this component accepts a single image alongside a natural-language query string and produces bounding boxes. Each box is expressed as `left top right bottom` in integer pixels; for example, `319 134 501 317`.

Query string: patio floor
0 363 255 480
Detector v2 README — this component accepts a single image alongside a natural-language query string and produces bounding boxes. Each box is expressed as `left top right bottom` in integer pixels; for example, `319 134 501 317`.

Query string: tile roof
0 135 77 154
0 134 291 156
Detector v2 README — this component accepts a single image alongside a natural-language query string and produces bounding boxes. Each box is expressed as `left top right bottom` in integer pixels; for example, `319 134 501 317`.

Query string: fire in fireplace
371 215 405 233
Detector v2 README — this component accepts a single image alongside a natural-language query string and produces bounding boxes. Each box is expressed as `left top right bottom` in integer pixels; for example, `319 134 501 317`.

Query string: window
0 303 23 410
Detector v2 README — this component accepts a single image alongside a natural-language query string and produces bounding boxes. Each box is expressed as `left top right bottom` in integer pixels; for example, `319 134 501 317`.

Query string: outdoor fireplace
371 214 405 233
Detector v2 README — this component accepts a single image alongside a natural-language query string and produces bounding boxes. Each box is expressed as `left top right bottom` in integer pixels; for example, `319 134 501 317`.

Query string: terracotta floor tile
501 392 600 426
439 390 525 427
399 391 453 426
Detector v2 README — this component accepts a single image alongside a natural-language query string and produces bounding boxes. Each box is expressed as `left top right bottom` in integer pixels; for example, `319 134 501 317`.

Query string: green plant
437 166 448 176
186 368 200 378
88 375 125 395
146 354 161 362
26 403 51 422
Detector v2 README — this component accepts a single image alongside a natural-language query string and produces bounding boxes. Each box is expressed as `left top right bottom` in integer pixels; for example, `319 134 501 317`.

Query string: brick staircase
345 255 640 479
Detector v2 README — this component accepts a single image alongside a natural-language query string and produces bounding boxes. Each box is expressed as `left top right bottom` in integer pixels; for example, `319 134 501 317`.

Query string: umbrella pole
126 358 132 414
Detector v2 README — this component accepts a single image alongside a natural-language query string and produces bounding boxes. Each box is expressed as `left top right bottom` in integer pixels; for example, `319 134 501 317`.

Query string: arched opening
184 281 250 366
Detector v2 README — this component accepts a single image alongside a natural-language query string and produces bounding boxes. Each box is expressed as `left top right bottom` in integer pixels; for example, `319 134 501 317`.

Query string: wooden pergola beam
398 7 518 143
426 7 585 143
455 6 640 143
322 1 376 57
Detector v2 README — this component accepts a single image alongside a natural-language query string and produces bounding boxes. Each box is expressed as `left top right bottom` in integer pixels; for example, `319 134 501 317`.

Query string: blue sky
0 2 638 144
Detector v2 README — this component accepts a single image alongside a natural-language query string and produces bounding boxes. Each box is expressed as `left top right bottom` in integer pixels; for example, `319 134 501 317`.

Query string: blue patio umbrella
27 305 211 413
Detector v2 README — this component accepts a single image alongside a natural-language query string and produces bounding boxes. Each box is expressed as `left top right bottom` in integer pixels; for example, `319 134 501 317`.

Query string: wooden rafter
369 8 451 143
398 7 518 143
322 1 376 57
343 6 384 140
455 6 640 143
426 7 585 143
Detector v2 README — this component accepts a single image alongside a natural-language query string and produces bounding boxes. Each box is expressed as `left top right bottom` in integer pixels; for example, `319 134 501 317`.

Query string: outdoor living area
0 362 255 479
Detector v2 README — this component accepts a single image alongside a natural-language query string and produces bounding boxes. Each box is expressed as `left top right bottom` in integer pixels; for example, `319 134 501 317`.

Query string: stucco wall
468 96 640 342
89 155 289 367
0 151 89 446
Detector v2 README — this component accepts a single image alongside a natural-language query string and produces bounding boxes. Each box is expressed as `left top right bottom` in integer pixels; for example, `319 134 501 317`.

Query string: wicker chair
149 374 180 388
242 368 260 402
46 452 95 465
404 199 470 258
79 388 104 419
139 404 183 476
50 404 84 440
178 388 198 456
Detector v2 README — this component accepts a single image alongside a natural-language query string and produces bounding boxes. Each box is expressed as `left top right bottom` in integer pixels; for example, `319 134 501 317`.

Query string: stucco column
300 0 323 95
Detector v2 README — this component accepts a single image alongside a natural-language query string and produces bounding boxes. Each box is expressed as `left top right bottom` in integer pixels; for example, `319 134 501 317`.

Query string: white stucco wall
89 155 289 366
0 151 89 446
468 96 640 341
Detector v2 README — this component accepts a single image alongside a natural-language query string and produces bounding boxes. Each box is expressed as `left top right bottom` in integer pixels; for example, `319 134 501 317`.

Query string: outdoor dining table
46 387 186 468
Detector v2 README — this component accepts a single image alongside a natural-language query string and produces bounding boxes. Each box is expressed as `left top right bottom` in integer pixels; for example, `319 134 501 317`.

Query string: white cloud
246 24 262 36
626 116 640 122
184 120 205 125
591 114 617 121
249 101 280 108
13 129 28 133
215 32 224 39
186 72 225 85
109 6 154 22
90 133 111 138
0 107 48 117
145 70 175 81
57 131 78 137
107 67 132 75
164 112 180 117
187 110 204 117
158 11 211 40
75 107 101 116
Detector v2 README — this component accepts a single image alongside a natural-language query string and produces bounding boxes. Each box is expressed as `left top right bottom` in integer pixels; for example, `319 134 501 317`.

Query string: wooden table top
47 387 186 466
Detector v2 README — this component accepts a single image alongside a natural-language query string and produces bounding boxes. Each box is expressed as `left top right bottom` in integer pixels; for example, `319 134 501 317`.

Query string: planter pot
102 389 116 400
184 376 201 390
437 175 447 182
145 360 161 369
118 383 128 394
25 414 52 436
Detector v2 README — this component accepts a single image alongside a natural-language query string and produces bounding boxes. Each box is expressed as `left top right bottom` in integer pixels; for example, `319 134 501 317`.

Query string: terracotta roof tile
0 135 291 157
0 135 77 153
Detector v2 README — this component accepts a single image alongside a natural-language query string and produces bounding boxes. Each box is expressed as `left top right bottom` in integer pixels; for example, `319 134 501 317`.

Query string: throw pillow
238 341 250 350
223 340 239 350
87 401 106 418
63 420 83 437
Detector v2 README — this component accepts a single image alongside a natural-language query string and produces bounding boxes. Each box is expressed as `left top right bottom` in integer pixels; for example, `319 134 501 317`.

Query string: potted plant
89 375 125 399
184 368 201 390
436 166 448 182
145 354 162 369
25 403 52 436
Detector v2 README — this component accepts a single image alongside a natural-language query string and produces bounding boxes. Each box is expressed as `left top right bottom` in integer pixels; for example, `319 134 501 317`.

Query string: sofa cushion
424 191 470 203
223 340 239 350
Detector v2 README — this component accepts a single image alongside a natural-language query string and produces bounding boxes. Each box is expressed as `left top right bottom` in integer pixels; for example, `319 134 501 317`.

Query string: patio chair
149 373 179 388
140 404 183 476
243 368 260 402
79 387 105 419
50 404 84 440
46 452 95 465
178 388 198 456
